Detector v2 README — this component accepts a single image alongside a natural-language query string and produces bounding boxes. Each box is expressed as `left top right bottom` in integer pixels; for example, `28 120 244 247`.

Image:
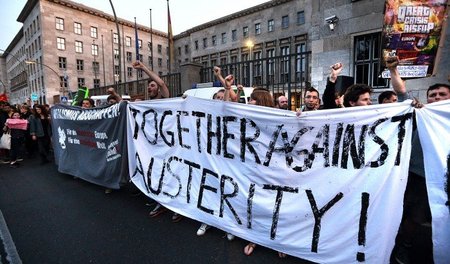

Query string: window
91 44 98 56
93 79 100 89
295 43 307 82
126 52 132 62
220 57 227 65
297 11 305 25
114 49 119 59
77 78 85 88
60 76 67 89
195 40 199 50
113 33 119 44
93 62 99 75
76 59 84 71
148 42 152 52
282 15 289 29
232 30 237 41
243 26 249 38
75 41 83 53
268 19 274 32
114 65 120 76
255 23 261 35
178 47 181 56
266 49 275 84
354 33 387 88
253 51 262 85
148 56 153 67
221 33 226 44
90 27 98 38
57 37 66 50
158 58 162 67
127 67 133 77
280 46 290 82
74 22 82 35
203 38 207 48
184 45 189 54
157 44 162 54
58 57 67 69
212 35 217 46
138 69 143 78
56 17 64 30
138 40 142 49
139 54 143 61
126 36 131 47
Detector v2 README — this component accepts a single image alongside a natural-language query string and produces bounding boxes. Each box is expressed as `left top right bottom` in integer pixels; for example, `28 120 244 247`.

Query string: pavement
0 155 317 264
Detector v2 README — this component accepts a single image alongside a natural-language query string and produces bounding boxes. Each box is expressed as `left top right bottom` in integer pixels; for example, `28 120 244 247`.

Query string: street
0 156 315 264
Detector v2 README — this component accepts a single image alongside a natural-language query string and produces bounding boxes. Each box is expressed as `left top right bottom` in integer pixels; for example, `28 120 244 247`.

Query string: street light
246 40 254 87
25 60 63 103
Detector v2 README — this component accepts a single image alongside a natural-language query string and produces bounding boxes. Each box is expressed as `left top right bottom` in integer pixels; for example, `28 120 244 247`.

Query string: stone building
1 0 169 104
1 0 449 105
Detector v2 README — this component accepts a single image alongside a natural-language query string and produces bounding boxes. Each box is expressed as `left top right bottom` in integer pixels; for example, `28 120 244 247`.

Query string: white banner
127 97 413 263
415 100 450 264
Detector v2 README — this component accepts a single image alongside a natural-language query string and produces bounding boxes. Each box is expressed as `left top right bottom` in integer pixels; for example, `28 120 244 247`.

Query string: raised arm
385 56 407 98
107 87 122 102
214 66 238 102
133 60 170 98
322 63 343 109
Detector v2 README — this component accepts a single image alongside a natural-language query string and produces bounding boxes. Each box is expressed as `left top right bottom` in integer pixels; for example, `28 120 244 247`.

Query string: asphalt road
0 156 316 264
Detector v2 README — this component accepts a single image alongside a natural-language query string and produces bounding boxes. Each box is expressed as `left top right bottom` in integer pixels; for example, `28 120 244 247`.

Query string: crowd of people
1 56 449 263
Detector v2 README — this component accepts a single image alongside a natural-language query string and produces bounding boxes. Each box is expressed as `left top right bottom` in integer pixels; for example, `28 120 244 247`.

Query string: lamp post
246 40 254 87
25 60 63 103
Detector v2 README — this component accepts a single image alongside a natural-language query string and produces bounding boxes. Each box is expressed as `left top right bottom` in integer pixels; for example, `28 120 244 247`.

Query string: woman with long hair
29 104 52 164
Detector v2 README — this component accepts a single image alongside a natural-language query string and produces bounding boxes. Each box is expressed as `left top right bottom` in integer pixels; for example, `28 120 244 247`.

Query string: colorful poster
381 0 448 78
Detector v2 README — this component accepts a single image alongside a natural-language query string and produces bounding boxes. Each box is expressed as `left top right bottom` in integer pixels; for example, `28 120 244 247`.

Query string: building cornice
17 0 168 38
174 0 292 39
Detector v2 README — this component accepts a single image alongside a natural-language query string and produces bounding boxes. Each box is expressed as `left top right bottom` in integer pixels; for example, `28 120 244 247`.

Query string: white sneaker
196 223 209 236
226 233 235 241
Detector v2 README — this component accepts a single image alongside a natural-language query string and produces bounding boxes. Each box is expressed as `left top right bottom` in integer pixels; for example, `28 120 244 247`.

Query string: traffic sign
31 93 39 101
61 96 68 103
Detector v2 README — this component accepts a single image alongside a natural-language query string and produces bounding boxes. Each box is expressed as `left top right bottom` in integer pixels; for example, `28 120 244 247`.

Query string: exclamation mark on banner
357 192 369 262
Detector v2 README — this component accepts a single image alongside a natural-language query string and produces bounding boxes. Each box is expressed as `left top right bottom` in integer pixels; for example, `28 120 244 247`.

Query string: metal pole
101 34 106 86
150 8 153 71
109 0 121 90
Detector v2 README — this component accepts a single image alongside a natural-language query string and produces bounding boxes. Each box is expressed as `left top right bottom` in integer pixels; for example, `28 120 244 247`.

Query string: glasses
305 95 318 99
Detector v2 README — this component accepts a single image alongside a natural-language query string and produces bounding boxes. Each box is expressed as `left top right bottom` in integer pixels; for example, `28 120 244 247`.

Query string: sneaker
16 158 23 162
226 233 235 241
104 189 112 194
171 213 182 223
196 223 210 236
149 204 167 218
2 159 10 164
394 243 411 264
9 162 19 168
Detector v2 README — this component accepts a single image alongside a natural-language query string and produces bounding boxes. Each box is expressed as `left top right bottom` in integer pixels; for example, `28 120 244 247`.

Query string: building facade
1 0 449 105
1 0 170 104
174 0 450 102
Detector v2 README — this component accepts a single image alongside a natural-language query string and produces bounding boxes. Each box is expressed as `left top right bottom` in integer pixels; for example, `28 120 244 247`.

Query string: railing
200 51 312 110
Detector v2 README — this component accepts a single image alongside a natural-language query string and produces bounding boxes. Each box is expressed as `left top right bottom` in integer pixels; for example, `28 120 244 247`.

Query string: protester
81 98 95 109
275 95 288 110
302 87 320 111
243 88 286 258
132 60 170 100
28 105 52 165
0 102 11 163
3 110 28 167
322 63 345 109
378 91 398 104
132 60 180 222
19 104 36 158
343 84 372 107
394 82 450 264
